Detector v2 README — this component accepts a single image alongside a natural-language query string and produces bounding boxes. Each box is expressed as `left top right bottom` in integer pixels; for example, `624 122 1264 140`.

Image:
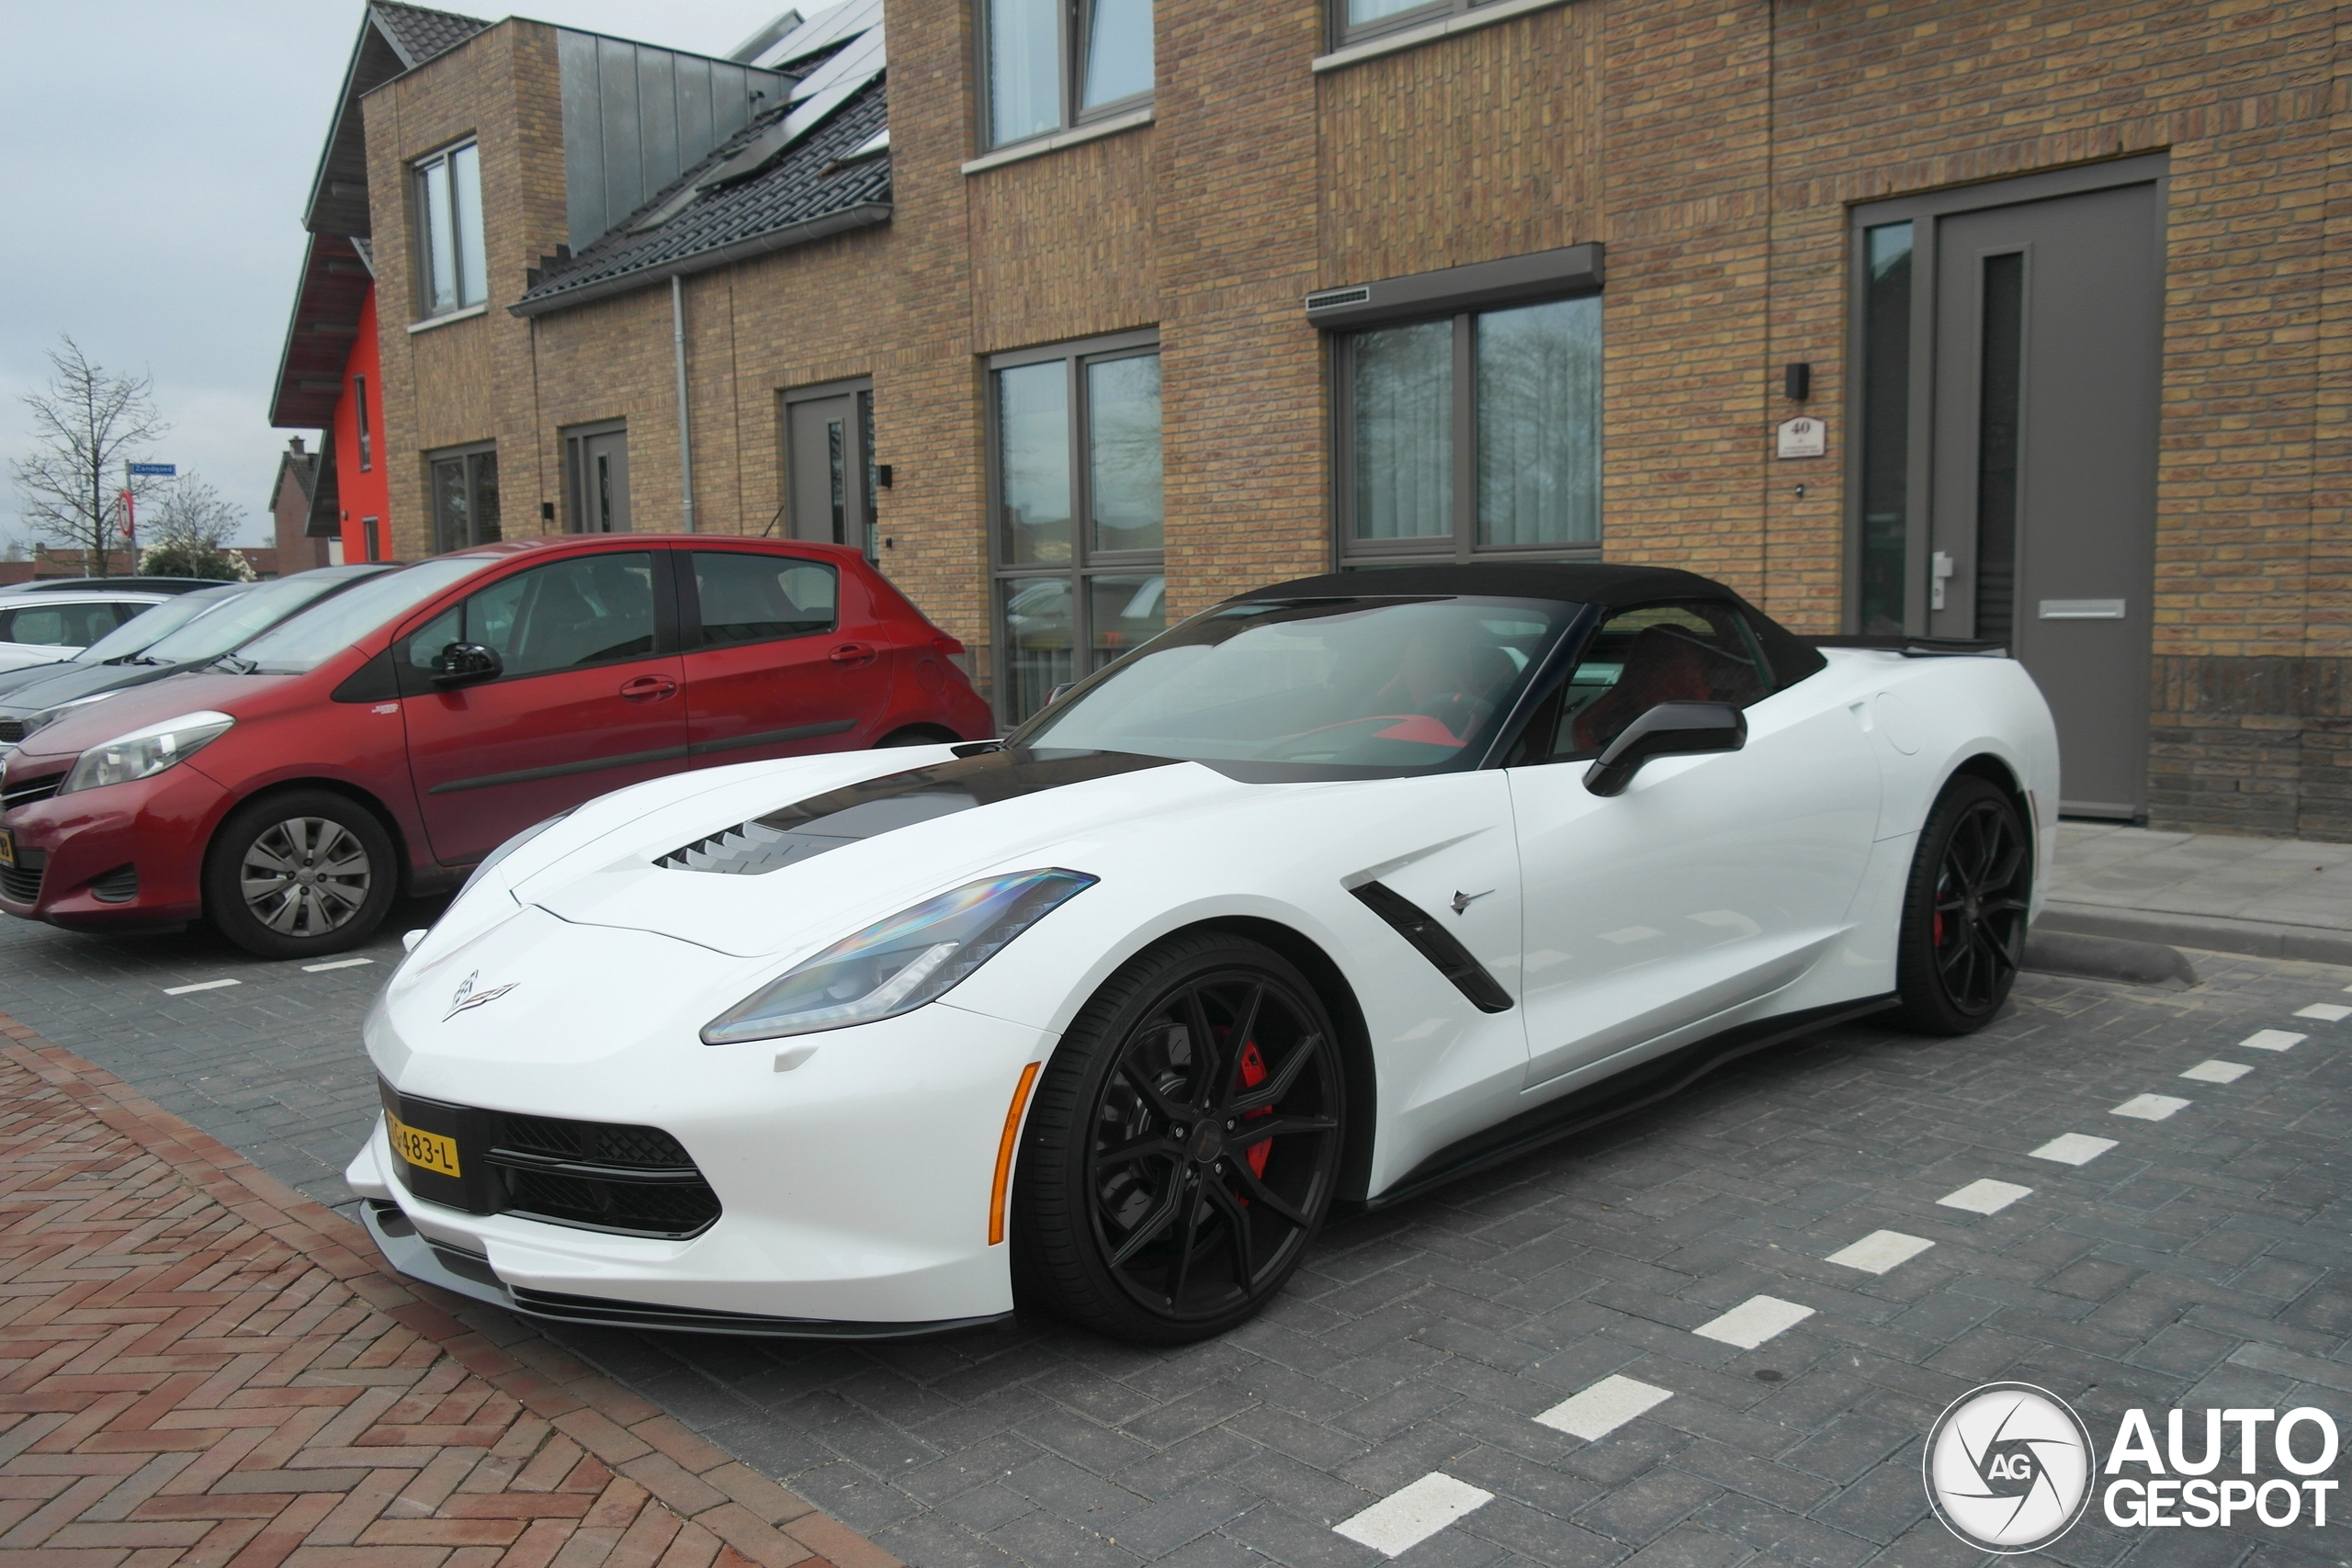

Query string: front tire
1894 774 2031 1034
204 789 397 959
1012 932 1346 1343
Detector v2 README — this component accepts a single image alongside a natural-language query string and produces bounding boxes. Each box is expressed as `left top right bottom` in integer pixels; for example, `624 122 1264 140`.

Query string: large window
413 141 486 317
990 332 1164 725
983 0 1152 150
1337 294 1601 566
427 442 501 554
1332 0 1514 47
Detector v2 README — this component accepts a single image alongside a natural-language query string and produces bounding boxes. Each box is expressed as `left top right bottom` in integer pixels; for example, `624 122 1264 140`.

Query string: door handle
618 674 678 702
828 641 878 666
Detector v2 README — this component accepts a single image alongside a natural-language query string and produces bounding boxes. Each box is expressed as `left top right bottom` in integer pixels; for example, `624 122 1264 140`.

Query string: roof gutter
506 202 892 319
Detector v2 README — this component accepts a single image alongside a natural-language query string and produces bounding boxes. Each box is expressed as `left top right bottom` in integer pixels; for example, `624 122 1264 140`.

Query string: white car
347 564 2059 1344
0 589 172 672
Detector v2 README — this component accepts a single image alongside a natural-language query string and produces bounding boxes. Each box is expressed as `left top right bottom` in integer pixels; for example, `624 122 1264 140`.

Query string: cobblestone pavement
4 907 2349 1567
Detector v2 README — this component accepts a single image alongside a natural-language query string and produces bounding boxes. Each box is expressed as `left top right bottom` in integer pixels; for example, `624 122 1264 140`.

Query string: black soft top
1232 562 1826 690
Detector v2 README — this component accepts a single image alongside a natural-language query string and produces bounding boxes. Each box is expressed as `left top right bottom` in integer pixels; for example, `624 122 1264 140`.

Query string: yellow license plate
386 1111 461 1178
0 829 13 869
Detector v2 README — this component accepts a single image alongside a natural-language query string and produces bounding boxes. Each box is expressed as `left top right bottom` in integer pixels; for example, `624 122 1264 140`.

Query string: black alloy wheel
1894 774 2031 1034
1013 933 1346 1343
203 788 399 960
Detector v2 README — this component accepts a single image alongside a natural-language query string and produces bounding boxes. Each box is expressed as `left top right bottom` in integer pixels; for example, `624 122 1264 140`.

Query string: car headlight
61 711 234 795
702 868 1098 1044
454 807 578 904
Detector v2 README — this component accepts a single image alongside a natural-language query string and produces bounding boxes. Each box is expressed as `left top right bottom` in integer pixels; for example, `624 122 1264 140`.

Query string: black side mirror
1583 701 1746 796
431 641 503 687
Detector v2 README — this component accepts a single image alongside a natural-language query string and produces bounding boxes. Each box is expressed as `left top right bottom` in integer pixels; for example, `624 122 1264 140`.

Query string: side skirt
1358 994 1899 1211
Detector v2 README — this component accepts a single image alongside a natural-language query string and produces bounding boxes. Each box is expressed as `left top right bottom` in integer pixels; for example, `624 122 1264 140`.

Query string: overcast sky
0 1 789 551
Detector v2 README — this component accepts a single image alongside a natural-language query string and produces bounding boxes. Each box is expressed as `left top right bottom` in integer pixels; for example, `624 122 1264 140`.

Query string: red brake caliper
1238 1041 1272 1179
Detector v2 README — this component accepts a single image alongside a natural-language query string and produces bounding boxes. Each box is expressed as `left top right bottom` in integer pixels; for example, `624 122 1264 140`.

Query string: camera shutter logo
1923 1382 2096 1552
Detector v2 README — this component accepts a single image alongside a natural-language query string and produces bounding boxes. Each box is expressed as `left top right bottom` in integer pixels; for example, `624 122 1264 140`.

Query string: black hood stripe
655 749 1183 875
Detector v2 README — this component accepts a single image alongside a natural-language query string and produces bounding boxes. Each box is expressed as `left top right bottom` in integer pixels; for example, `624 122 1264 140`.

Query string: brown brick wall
356 0 2352 833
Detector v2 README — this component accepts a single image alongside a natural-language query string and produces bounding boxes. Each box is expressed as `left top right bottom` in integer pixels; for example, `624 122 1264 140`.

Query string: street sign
126 462 175 477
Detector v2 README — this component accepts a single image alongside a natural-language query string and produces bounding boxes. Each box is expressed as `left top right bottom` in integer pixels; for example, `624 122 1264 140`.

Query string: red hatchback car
0 536 990 957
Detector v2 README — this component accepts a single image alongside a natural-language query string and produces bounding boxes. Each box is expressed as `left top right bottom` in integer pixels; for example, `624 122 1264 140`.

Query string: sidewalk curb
2023 929 2198 988
2035 901 2352 969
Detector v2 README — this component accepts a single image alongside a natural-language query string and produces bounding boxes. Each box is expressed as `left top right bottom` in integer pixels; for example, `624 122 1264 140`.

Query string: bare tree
9 336 169 577
140 476 257 581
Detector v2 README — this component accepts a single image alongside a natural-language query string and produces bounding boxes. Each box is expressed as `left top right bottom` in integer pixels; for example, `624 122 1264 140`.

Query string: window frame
1329 0 1495 49
1331 293 1605 570
412 138 486 320
985 327 1164 728
425 439 502 555
353 375 373 471
978 0 1155 152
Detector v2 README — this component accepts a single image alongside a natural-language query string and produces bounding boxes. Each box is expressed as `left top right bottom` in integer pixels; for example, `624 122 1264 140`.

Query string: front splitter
357 1200 1013 1340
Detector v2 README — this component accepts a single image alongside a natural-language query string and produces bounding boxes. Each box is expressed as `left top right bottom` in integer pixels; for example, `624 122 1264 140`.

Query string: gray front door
786 392 870 550
567 426 632 534
1928 183 2161 817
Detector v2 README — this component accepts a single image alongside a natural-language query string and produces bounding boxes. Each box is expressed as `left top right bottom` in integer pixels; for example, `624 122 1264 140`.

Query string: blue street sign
127 462 175 477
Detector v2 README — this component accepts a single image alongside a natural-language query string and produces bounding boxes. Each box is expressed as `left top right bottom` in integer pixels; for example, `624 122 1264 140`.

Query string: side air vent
1350 881 1514 1014
89 864 138 904
0 719 24 744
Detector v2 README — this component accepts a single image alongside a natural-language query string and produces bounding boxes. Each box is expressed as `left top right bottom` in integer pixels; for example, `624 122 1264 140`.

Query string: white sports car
347 564 2058 1344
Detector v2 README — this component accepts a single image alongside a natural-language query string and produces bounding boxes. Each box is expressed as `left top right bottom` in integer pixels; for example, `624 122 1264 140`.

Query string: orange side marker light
989 1061 1042 1246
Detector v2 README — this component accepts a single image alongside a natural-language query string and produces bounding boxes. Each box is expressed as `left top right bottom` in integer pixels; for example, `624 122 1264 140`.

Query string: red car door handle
619 674 678 702
829 641 878 666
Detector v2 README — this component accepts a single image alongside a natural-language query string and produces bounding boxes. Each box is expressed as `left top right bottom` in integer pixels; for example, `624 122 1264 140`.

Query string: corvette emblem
445 970 517 1021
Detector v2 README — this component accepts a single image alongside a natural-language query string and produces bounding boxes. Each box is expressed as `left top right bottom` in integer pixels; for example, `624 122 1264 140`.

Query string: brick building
268 0 2351 837
267 436 334 573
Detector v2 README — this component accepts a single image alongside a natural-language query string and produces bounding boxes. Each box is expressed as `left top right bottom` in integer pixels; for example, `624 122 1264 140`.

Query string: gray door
786 393 870 550
569 427 631 534
1928 183 2161 817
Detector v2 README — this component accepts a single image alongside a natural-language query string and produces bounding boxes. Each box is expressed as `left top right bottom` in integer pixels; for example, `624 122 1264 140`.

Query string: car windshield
1014 595 1579 774
74 586 245 662
141 570 382 665
229 558 492 675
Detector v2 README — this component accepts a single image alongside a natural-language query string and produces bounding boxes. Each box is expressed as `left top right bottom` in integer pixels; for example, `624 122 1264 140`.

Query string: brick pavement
0 1013 896 1568
4 906 2350 1565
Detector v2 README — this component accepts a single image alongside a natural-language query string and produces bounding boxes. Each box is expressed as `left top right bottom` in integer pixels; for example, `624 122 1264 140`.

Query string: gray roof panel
515 77 888 313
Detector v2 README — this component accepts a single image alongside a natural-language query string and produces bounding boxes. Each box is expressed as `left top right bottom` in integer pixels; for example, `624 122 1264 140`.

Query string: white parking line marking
2111 1094 2190 1122
2181 1059 2251 1084
161 979 240 996
2293 1003 2351 1022
1939 1179 2032 1214
2240 1030 2306 1052
1333 1472 1494 1556
1826 1230 1935 1275
1536 1375 1673 1438
301 957 375 973
2030 1134 2118 1166
1695 1295 1815 1348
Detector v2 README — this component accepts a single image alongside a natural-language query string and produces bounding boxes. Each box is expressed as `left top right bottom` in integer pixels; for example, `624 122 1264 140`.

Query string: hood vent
655 747 1182 874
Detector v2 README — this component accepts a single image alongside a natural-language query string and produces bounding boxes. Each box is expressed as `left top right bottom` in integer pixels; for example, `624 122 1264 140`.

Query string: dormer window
413 140 486 316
